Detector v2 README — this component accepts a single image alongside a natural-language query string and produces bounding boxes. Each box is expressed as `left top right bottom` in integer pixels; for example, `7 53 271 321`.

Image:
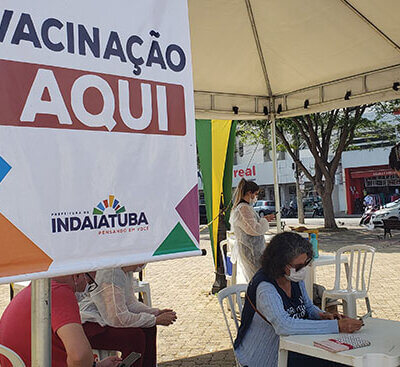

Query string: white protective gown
230 202 269 282
79 268 160 328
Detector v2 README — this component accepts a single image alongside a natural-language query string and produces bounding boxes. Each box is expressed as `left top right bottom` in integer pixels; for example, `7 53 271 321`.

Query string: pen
358 316 366 326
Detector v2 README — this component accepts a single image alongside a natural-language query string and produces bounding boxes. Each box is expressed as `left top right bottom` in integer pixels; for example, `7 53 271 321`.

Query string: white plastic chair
321 245 375 318
133 280 152 307
219 240 233 286
217 284 247 367
0 344 26 367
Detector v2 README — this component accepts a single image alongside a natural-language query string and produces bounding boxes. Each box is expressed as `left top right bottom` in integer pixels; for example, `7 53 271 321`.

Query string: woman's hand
338 318 363 333
157 308 174 315
97 355 122 367
265 214 275 222
319 312 334 320
319 312 347 320
156 311 177 326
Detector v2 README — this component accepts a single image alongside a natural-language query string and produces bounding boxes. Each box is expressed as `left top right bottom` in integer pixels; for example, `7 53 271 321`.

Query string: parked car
253 200 276 217
199 204 208 225
370 199 400 227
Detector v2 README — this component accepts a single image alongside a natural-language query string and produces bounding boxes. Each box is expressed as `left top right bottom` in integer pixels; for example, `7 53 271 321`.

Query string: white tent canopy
189 0 400 119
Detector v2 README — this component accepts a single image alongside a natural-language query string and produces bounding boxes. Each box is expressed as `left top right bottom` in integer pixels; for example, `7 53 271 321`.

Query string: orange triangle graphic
0 213 53 278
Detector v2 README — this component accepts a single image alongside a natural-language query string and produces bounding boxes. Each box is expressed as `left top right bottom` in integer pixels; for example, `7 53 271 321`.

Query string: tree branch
329 106 366 175
299 115 331 180
305 114 324 156
276 126 315 185
323 109 338 159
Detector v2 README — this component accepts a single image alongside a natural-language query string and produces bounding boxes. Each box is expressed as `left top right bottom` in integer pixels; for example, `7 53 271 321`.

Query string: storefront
344 165 400 214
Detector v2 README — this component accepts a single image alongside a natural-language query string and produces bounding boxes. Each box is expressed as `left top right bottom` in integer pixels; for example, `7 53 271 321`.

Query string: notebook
314 335 371 353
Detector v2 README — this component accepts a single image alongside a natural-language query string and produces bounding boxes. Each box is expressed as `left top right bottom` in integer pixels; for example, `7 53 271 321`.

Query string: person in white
230 178 274 282
79 265 177 367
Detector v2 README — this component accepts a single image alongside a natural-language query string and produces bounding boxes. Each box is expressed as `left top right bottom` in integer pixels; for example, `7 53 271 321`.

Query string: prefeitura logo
51 195 149 235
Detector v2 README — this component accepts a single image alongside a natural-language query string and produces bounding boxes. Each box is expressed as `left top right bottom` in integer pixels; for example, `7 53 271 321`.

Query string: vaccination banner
0 0 200 283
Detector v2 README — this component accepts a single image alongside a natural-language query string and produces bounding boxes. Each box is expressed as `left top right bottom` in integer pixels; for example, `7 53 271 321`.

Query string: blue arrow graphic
0 156 11 183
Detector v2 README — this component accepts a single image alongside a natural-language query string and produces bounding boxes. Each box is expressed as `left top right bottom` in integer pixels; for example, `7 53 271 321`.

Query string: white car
253 200 276 217
371 199 400 227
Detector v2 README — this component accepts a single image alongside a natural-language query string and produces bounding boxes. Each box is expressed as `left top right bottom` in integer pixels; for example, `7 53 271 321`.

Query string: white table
305 254 349 300
278 318 400 367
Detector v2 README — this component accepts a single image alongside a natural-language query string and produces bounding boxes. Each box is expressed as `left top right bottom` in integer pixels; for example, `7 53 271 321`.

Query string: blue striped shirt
235 281 339 367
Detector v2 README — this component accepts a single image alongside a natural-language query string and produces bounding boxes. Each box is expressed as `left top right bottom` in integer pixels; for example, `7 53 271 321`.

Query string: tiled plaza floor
0 219 399 366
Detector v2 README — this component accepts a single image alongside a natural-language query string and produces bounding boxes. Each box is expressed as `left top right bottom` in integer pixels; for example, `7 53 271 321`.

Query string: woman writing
230 178 273 282
234 232 363 367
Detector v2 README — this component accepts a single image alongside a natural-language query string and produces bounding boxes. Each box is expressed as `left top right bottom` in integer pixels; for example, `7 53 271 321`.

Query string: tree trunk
321 191 337 229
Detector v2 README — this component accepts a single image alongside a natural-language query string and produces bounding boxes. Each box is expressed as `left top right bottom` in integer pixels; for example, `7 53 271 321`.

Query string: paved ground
1 218 399 366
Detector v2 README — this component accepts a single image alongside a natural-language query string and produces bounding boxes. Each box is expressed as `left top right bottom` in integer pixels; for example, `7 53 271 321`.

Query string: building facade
199 142 395 215
342 147 399 214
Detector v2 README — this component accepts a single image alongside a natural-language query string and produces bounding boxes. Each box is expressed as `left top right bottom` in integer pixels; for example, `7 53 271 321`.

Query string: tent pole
270 114 282 233
31 278 51 367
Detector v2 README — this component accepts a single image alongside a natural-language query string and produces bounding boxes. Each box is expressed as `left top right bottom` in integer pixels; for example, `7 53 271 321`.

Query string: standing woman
230 178 273 282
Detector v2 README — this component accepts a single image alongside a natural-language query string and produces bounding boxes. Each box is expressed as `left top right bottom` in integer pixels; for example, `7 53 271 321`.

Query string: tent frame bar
270 114 282 232
339 0 400 53
195 64 400 119
31 278 51 367
195 62 400 100
276 63 400 98
245 0 273 98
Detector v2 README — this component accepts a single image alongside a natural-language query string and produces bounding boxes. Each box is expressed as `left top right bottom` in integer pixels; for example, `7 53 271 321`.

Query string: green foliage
237 101 400 228
238 104 398 160
237 119 286 152
236 119 269 147
373 99 400 122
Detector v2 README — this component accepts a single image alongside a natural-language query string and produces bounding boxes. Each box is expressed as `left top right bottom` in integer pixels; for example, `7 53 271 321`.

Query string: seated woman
79 265 177 367
234 232 363 367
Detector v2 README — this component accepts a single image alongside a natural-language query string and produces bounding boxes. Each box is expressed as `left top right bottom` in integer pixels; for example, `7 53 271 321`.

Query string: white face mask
284 266 308 282
250 196 257 205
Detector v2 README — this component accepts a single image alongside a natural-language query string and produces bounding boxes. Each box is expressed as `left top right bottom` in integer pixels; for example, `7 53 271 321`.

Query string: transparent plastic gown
230 202 269 282
79 268 160 328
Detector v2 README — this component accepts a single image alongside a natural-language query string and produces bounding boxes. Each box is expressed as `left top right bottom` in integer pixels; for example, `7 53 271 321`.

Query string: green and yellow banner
196 119 237 268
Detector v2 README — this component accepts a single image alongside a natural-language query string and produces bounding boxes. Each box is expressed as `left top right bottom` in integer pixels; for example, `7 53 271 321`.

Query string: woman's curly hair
261 232 313 279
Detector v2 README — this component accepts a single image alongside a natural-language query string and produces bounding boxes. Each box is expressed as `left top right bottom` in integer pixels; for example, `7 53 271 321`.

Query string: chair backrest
219 240 232 278
0 345 26 367
334 245 375 292
217 284 247 348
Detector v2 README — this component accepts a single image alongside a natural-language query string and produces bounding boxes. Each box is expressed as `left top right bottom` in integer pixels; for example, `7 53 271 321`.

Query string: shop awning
350 166 396 179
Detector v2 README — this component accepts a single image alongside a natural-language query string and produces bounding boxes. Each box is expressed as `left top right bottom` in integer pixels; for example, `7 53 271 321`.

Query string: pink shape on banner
176 185 200 242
